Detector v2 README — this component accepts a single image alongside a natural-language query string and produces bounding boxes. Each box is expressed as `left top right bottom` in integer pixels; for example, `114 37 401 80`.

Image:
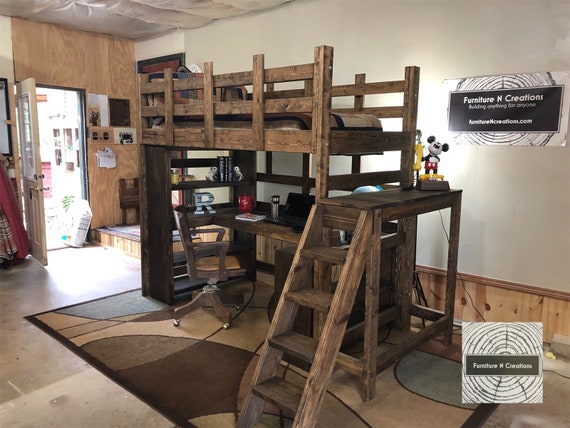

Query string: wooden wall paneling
87 139 139 228
256 235 296 266
484 286 526 322
12 18 86 88
521 293 546 323
11 17 137 229
84 35 109 93
12 17 135 95
543 297 570 342
418 269 569 342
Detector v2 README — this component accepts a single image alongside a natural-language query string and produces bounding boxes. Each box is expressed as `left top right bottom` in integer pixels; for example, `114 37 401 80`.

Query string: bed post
203 61 215 148
351 73 366 175
163 68 174 146
252 53 265 151
313 45 334 202
400 66 420 188
394 65 420 334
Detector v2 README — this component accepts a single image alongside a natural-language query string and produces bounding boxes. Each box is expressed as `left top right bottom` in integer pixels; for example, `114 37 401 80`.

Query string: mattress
150 112 382 131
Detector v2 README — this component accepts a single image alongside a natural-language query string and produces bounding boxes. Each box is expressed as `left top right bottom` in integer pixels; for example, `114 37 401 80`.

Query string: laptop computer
264 192 315 231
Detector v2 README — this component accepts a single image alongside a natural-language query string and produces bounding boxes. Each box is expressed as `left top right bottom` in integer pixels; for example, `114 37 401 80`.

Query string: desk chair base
173 284 245 329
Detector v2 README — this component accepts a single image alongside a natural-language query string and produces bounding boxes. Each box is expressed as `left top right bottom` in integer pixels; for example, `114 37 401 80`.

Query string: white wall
134 29 185 62
1 15 14 158
0 15 13 82
138 0 570 292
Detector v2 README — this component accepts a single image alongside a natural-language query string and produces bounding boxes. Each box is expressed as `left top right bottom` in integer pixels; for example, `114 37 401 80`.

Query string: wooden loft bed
137 45 420 200
136 48 462 425
137 45 420 304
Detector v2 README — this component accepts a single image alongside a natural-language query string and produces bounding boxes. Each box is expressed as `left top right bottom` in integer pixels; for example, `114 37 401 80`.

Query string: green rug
25 283 493 427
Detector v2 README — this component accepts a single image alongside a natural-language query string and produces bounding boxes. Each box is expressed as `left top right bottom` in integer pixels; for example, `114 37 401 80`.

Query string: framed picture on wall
1 78 13 156
109 98 130 126
136 53 185 74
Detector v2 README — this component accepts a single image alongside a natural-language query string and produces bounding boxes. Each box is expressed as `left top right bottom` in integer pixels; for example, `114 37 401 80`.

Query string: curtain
0 157 30 266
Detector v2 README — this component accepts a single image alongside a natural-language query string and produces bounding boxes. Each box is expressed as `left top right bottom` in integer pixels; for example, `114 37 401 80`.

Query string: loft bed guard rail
138 47 327 153
137 45 419 198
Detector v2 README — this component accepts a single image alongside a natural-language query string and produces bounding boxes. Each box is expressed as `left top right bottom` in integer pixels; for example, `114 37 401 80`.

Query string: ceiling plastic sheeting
0 0 295 40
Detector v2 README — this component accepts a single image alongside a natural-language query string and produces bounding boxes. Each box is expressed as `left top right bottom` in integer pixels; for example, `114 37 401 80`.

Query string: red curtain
0 159 30 266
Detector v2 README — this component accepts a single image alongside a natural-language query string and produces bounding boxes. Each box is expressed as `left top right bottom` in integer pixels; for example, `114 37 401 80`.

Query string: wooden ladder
237 203 374 428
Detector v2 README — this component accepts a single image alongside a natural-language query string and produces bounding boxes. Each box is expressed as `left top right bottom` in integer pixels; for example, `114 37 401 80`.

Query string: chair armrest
193 240 231 279
193 240 230 257
191 227 226 242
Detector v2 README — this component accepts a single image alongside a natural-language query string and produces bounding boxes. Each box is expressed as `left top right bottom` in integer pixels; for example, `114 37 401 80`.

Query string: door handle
28 186 42 199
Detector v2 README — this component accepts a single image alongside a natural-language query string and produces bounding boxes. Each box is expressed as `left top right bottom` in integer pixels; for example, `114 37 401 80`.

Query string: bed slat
328 170 404 191
332 106 404 119
331 79 405 97
330 131 412 155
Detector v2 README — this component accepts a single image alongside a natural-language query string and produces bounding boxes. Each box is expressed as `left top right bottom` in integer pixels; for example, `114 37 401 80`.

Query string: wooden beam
252 53 265 151
313 45 333 201
203 62 214 148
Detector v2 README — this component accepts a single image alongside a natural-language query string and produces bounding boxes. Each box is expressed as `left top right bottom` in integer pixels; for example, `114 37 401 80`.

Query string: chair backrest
173 206 200 279
173 206 246 284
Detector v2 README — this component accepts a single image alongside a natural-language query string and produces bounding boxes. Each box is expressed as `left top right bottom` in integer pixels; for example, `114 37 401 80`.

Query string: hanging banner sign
449 86 563 132
445 72 569 146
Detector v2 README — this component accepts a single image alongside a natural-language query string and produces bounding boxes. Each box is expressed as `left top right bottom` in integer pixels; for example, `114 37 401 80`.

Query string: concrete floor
0 245 174 427
0 245 569 427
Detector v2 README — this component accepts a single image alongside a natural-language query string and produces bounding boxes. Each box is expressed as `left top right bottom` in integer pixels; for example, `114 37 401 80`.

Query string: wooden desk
214 212 302 245
236 187 462 419
317 188 462 401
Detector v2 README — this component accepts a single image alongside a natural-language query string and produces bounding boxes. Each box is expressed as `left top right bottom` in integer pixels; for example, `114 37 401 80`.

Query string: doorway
36 87 87 250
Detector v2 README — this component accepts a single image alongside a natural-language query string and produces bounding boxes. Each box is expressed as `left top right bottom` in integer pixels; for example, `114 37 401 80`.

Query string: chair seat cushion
195 255 242 271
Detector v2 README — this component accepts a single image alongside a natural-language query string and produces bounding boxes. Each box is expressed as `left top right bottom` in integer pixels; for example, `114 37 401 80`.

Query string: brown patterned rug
25 281 494 427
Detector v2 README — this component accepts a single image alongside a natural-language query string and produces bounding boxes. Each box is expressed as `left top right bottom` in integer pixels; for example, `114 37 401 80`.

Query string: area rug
25 282 494 427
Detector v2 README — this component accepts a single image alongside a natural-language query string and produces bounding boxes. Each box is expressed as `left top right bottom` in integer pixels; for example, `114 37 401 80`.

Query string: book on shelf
235 213 266 222
217 155 235 182
227 156 234 182
217 156 226 182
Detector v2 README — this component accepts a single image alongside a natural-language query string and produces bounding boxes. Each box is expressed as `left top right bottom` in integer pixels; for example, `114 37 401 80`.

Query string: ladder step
300 246 347 264
252 377 302 418
269 331 318 363
285 288 333 312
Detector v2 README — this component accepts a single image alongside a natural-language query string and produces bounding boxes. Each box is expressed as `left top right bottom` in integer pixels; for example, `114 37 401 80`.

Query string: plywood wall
11 18 138 228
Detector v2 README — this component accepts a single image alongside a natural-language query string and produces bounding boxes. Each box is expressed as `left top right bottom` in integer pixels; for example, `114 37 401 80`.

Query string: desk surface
185 209 303 244
322 188 462 209
321 189 462 221
184 189 462 243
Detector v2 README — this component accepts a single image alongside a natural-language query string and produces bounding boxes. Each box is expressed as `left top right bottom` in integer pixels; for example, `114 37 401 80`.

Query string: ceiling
0 0 296 41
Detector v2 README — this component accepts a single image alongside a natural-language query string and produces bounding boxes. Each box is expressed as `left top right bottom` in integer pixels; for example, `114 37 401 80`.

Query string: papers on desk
96 147 116 168
235 213 266 222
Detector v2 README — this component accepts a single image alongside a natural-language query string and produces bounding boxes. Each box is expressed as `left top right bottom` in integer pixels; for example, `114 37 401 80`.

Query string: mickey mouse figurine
420 135 448 181
416 134 450 190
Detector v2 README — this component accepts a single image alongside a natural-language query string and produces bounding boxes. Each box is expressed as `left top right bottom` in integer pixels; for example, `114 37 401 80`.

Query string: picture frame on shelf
136 53 185 74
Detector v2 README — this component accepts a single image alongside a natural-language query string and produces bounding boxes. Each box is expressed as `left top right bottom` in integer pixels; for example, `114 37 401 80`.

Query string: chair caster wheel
173 319 180 327
223 323 230 329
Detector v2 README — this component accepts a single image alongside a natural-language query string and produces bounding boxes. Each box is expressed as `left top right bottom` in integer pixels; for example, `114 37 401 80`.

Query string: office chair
172 206 246 329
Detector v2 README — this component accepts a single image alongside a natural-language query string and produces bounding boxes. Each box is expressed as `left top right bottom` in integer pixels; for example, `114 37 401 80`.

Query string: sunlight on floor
44 245 141 296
